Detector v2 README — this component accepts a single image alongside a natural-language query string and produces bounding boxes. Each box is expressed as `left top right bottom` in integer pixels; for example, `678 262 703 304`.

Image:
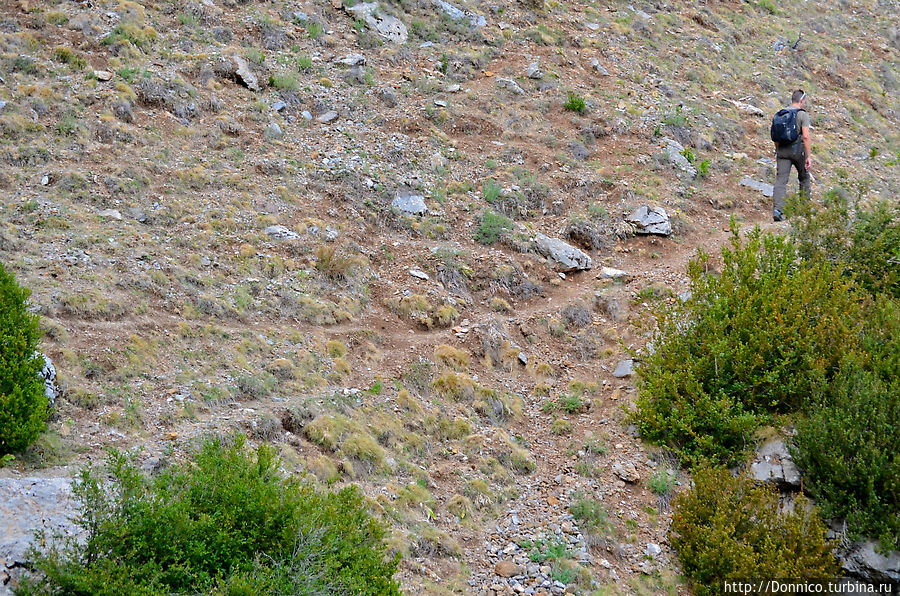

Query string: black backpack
770 108 804 145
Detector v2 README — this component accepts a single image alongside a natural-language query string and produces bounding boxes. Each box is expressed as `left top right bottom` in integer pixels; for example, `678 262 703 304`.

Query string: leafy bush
670 467 838 596
0 263 48 456
632 226 862 466
793 355 900 553
474 210 513 245
790 193 900 300
19 435 400 595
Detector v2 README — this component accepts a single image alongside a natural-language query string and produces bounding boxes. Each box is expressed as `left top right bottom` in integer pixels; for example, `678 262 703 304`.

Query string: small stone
497 77 525 95
409 269 430 281
336 53 366 66
263 122 283 140
526 62 543 79
272 101 287 112
265 225 299 240
598 266 629 280
94 69 113 81
495 560 525 578
625 205 673 236
98 208 123 220
739 177 775 198
231 54 260 91
316 111 339 124
612 461 640 483
612 359 634 378
646 543 661 558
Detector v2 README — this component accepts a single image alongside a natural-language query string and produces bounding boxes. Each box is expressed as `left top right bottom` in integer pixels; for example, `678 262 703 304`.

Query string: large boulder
533 233 593 272
833 538 900 585
625 206 672 236
1 478 80 594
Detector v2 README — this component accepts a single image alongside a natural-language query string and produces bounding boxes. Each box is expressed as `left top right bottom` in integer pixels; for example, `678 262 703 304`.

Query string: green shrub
670 467 838 595
563 92 586 113
474 210 513 245
482 179 502 203
793 356 900 553
0 263 48 456
632 226 862 466
790 193 900 300
19 435 400 595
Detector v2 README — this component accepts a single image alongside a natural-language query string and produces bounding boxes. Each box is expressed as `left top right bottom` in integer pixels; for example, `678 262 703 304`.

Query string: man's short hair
792 89 806 103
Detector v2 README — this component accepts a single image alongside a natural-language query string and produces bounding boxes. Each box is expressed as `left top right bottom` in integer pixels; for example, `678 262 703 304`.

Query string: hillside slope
1 0 899 592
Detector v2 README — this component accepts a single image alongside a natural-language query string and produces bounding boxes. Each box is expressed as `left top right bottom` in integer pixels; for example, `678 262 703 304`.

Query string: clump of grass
52 46 86 69
564 92 586 113
269 73 299 91
433 344 470 371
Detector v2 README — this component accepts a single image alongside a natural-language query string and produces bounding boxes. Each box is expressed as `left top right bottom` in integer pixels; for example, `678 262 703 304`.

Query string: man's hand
805 156 812 170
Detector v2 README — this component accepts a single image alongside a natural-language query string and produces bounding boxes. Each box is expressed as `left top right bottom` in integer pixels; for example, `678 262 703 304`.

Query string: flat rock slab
391 194 427 216
265 225 299 240
626 206 672 236
534 233 592 272
1 478 80 595
740 177 774 198
598 266 629 280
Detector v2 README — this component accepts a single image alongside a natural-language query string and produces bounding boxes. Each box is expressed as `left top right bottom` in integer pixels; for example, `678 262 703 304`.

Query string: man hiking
771 89 812 221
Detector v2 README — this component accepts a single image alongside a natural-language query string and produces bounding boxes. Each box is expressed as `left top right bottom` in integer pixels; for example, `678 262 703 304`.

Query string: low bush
474 210 513 245
631 226 862 466
19 435 400 595
670 467 838 595
0 263 48 456
790 193 900 300
792 355 900 553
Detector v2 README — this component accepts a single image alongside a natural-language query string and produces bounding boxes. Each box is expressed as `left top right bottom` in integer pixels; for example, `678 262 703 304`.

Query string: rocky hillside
1 0 899 592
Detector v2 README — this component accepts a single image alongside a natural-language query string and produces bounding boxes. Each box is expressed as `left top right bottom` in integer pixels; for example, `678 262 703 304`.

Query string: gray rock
739 177 774 198
534 233 593 272
836 539 900 584
432 0 486 27
98 208 123 220
265 225 299 240
271 101 287 112
263 122 283 140
662 138 698 178
646 543 661 558
625 206 672 236
497 77 525 95
612 359 634 378
316 111 339 124
0 478 80 594
336 53 366 66
750 437 801 489
231 55 260 91
409 269 430 281
346 2 408 43
526 61 543 79
597 267 629 281
612 461 640 483
39 353 59 407
589 57 610 76
391 194 427 216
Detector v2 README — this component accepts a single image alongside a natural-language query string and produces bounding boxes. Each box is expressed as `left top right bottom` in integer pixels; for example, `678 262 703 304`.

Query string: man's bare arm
802 125 812 169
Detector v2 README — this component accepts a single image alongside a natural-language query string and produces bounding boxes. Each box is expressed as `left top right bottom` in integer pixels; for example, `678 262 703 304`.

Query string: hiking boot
773 210 784 222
